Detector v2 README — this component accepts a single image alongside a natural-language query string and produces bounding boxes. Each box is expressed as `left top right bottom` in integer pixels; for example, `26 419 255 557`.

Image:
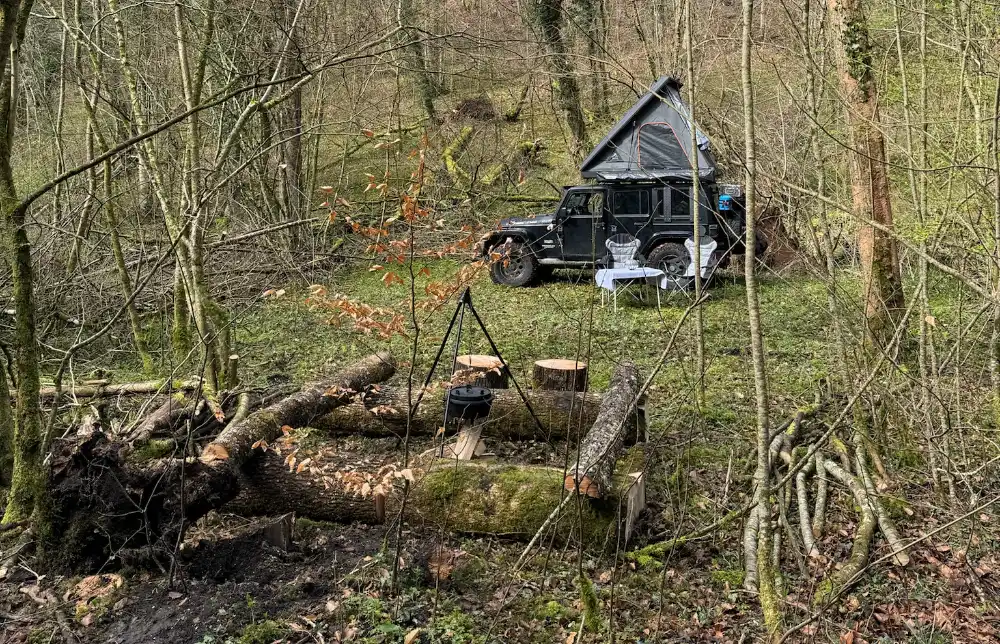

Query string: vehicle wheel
647 242 693 292
489 241 539 287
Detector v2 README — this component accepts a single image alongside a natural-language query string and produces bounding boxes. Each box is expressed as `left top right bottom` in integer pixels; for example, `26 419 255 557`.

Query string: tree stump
533 359 588 391
454 354 509 388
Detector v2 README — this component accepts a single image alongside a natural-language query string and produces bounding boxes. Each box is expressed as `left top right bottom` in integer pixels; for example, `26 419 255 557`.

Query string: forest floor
5 261 1000 643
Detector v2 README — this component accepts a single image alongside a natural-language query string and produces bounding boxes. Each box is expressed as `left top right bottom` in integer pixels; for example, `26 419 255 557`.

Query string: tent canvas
580 76 716 182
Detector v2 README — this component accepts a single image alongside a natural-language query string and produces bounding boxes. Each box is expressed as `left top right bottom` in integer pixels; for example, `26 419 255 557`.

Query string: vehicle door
558 188 607 261
608 188 652 240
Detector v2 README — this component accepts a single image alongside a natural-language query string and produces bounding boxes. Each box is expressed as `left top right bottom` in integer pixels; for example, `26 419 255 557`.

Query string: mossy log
22 378 201 400
442 126 474 182
309 386 646 444
202 352 396 467
481 139 544 186
225 452 627 545
565 362 642 498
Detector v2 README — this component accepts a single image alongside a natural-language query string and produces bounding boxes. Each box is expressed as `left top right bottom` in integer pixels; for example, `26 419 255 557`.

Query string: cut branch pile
739 403 910 603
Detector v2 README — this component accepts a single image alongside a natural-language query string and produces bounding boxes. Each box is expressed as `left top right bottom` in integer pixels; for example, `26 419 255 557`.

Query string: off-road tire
489 241 539 287
647 242 694 292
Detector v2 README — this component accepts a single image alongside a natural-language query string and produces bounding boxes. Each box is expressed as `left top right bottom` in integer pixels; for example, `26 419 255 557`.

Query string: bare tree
740 0 781 636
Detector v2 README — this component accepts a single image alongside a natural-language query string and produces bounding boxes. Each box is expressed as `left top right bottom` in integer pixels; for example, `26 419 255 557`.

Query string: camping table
595 267 665 313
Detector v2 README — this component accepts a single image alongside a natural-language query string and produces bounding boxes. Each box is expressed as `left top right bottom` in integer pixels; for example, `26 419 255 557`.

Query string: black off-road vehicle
479 77 759 289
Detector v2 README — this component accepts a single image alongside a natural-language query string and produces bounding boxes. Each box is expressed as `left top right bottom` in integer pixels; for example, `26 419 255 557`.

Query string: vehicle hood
499 213 555 228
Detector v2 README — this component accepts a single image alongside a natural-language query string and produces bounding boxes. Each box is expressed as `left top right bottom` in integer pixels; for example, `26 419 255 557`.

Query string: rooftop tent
579 76 716 182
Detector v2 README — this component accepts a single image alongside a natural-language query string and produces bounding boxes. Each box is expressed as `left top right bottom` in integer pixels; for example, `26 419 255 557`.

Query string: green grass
235 260 838 448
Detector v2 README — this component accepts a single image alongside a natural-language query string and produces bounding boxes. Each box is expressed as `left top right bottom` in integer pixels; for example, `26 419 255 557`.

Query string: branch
17 28 408 213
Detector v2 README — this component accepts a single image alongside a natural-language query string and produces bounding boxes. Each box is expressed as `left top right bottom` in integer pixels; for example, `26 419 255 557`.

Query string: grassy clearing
238 260 836 415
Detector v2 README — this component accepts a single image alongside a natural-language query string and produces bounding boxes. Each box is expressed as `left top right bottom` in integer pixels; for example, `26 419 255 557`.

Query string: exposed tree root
39 353 396 572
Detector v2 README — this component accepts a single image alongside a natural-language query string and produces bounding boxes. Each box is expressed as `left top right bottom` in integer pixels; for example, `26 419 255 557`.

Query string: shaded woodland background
3 0 1000 642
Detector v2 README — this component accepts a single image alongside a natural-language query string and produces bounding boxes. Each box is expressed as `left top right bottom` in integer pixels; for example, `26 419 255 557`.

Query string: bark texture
532 359 588 391
530 0 587 155
565 362 641 498
828 0 904 345
202 352 396 467
229 453 621 544
310 386 645 444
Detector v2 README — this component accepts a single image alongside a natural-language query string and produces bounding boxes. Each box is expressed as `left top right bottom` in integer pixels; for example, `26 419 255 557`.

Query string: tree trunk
310 386 645 443
202 352 397 466
397 0 437 122
828 0 904 347
1 0 45 531
582 0 610 117
23 378 201 400
565 362 641 498
229 452 623 545
530 0 587 156
278 0 304 248
454 354 509 388
741 0 781 635
0 352 13 487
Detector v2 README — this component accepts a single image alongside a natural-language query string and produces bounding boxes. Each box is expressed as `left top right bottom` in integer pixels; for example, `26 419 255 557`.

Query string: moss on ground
131 439 175 463
237 620 287 644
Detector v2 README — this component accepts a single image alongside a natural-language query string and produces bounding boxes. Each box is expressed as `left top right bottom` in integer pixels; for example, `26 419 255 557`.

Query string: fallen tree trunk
565 362 642 498
46 353 396 572
226 451 643 545
310 386 646 444
201 352 396 467
23 378 202 401
128 394 201 444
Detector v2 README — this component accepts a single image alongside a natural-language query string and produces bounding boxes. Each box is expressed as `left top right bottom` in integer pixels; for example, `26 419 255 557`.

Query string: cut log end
533 359 588 392
200 444 229 462
565 474 601 498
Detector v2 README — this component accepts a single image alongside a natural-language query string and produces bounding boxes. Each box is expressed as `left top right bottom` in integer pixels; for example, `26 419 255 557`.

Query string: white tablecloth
595 267 666 291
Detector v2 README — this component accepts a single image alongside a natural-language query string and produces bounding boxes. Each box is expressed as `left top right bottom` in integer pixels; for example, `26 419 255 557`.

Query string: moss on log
226 454 633 546
442 126 474 182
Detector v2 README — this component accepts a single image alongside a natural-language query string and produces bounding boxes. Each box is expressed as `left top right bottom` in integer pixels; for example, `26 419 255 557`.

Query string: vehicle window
613 191 648 216
564 192 603 217
564 192 588 210
587 193 604 217
669 187 691 221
